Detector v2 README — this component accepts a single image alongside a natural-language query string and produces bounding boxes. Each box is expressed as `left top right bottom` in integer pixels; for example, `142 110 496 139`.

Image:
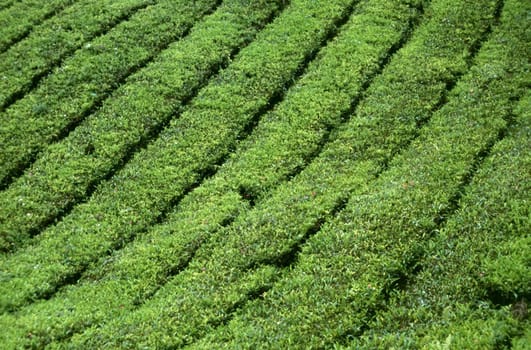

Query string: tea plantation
0 0 529 348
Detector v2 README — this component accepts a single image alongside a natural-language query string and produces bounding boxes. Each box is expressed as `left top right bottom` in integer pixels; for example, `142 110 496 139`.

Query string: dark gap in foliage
0 0 224 194
197 267 293 347
151 152 234 231
238 185 257 207
0 2 15 11
0 1 79 55
0 1 156 112
180 281 280 347
0 153 39 192
131 215 239 309
130 245 201 307
272 217 326 268
335 246 427 345
424 79 455 125
495 334 514 349
335 315 372 343
335 256 426 345
37 266 87 304
83 143 95 156
485 287 530 318
383 250 425 301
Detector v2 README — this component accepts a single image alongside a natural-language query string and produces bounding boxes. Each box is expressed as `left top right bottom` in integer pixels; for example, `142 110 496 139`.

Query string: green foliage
513 325 531 350
0 0 219 187
0 1 16 11
0 0 155 107
348 93 530 349
0 0 528 348
0 0 76 52
0 0 223 250
190 0 529 348
0 0 353 317
0 0 422 347
482 236 531 301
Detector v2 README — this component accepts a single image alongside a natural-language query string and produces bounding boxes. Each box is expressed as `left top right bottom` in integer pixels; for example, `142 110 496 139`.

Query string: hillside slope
0 0 529 348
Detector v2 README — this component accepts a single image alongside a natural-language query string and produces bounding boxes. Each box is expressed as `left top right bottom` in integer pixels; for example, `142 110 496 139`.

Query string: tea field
0 0 529 348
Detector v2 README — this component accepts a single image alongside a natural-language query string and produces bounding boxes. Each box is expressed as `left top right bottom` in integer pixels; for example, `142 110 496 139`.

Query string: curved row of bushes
0 0 421 347
50 0 517 347
0 0 357 314
0 0 76 52
0 0 154 109
189 0 527 347
351 91 530 349
0 0 220 187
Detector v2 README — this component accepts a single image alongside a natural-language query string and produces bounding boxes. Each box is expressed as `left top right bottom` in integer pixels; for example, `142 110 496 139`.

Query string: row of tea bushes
63 0 512 347
349 94 529 349
0 0 357 313
0 0 220 187
0 0 154 108
192 0 528 347
0 0 420 347
0 0 76 52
